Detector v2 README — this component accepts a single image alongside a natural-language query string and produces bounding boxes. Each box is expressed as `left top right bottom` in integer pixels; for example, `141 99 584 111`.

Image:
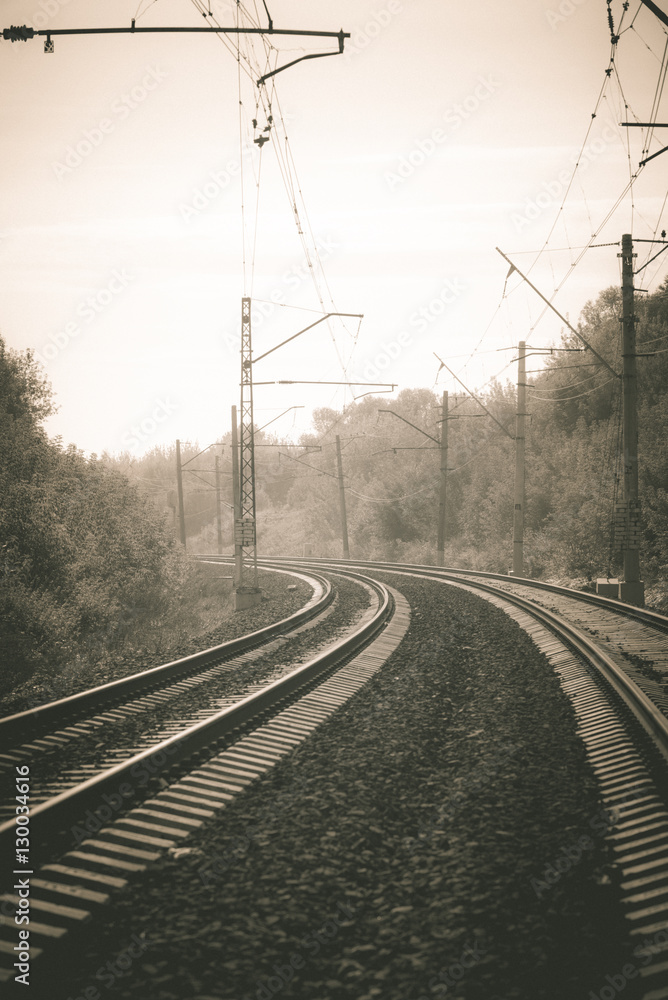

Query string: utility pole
437 391 448 567
236 297 262 609
512 341 526 577
237 303 365 606
215 455 223 555
175 438 186 547
335 435 350 559
231 405 243 592
619 233 644 605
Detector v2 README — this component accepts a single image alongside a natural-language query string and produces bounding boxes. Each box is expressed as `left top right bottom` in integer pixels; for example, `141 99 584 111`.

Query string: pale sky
1 0 667 454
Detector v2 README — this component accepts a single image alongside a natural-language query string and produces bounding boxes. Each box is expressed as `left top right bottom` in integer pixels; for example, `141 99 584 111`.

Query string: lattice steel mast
236 297 259 602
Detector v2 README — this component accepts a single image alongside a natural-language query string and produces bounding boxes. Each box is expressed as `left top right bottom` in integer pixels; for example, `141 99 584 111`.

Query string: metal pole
231 405 243 590
175 438 186 547
512 341 526 576
215 455 223 555
238 297 260 604
620 234 644 604
335 435 350 559
437 391 448 567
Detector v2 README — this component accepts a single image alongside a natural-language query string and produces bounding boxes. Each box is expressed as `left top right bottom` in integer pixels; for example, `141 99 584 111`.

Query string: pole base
234 587 263 611
617 580 645 607
596 578 620 599
596 578 645 606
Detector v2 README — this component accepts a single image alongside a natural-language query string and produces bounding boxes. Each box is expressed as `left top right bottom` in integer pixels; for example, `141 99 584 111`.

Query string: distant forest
106 281 668 589
2 280 667 689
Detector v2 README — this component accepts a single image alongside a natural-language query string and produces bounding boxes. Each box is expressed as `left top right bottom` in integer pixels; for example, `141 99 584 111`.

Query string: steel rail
273 556 668 766
245 555 668 632
435 572 668 766
0 567 332 746
0 570 393 860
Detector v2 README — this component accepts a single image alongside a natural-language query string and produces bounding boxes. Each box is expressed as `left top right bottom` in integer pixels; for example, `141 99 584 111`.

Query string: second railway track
0 567 410 990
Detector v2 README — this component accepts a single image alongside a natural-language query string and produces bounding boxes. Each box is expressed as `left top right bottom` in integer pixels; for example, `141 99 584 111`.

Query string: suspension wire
642 34 668 160
612 62 637 231
640 189 668 279
527 375 618 401
440 3 664 388
134 0 161 22
189 0 259 82
249 139 264 298
266 89 352 378
525 54 615 281
527 367 608 392
349 480 441 503
238 18 359 380
235 4 247 295
638 331 668 345
220 12 355 394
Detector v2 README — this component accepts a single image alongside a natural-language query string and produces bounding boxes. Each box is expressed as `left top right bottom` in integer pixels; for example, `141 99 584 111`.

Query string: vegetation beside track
0 340 309 712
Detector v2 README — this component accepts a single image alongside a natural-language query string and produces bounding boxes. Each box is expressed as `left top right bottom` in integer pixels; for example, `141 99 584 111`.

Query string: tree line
2 278 666 695
115 281 667 597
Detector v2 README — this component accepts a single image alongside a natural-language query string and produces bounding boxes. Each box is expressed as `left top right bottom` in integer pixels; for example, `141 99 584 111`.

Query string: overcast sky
2 0 667 455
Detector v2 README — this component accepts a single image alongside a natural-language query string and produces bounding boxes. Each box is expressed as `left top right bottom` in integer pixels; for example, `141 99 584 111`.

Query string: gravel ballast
49 573 626 1000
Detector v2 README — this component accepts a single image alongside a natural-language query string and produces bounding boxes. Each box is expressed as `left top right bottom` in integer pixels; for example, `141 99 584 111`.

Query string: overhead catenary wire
349 479 441 504
526 368 609 392
527 375 618 401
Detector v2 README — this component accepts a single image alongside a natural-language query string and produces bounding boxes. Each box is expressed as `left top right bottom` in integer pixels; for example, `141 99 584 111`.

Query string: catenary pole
175 438 186 547
231 406 243 591
512 342 526 576
215 455 223 555
335 435 350 559
620 234 644 604
437 391 448 567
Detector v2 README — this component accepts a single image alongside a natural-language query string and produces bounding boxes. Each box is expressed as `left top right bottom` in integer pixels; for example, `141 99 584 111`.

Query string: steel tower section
238 296 258 589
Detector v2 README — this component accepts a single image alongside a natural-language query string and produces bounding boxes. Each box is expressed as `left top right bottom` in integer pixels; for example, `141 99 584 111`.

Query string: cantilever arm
258 30 347 85
377 409 440 445
253 312 363 364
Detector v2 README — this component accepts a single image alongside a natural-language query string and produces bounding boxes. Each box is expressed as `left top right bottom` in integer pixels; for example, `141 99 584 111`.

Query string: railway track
3 555 668 997
0 566 410 990
265 556 668 734
258 556 668 999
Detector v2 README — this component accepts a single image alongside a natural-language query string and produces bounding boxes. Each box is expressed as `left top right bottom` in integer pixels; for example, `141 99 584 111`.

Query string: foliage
0 338 197 698
111 280 668 596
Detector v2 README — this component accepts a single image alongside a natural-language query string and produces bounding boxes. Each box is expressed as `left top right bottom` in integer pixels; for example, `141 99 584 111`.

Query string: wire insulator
2 25 34 41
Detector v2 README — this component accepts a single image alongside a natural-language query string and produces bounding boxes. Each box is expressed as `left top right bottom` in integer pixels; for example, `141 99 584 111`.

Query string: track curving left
0 567 409 993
